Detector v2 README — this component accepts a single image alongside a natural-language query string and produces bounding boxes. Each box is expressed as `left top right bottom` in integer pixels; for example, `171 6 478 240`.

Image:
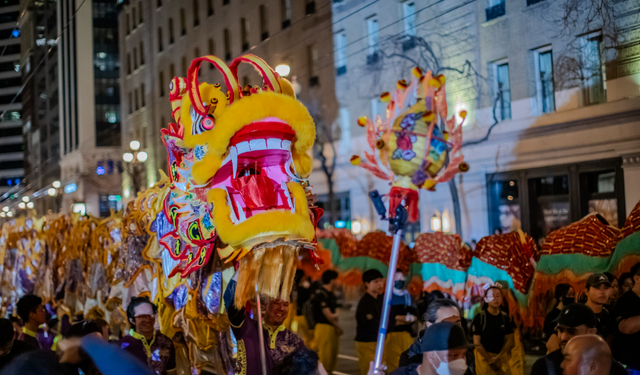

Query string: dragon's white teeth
230 147 238 178
222 186 238 224
281 140 291 150
236 141 250 154
249 139 267 151
282 180 294 212
267 138 282 149
236 197 247 222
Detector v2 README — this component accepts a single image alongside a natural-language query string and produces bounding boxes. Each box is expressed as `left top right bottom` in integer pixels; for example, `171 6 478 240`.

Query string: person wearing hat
530 303 627 375
355 269 384 375
612 262 640 374
584 273 612 339
408 321 470 375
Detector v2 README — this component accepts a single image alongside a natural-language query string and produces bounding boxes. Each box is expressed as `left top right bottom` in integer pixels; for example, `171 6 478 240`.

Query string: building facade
19 0 61 215
0 0 23 213
117 0 338 201
57 0 122 216
320 0 640 246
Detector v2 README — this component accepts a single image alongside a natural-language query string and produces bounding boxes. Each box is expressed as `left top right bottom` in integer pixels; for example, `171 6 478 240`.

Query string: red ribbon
231 175 278 209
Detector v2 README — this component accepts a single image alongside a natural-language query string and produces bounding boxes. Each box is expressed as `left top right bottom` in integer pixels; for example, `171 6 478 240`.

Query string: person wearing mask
542 283 575 353
584 273 612 339
612 263 640 375
619 272 634 295
15 294 47 349
355 269 384 375
530 303 626 375
120 297 177 375
312 270 342 374
385 271 418 373
604 272 619 310
293 270 313 346
0 318 35 371
472 286 514 375
400 321 471 375
561 335 612 375
224 270 304 375
273 347 329 375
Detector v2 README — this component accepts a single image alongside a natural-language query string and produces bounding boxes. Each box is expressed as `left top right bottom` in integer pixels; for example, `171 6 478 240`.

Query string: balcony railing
486 2 505 21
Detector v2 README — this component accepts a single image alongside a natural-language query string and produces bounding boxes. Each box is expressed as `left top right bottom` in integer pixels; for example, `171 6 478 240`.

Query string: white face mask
435 356 467 375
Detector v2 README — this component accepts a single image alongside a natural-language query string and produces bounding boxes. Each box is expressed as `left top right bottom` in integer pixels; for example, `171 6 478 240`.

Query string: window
169 18 174 44
334 32 347 76
207 0 214 16
133 48 138 70
170 63 175 78
366 16 379 64
139 41 145 65
138 1 143 23
281 0 291 29
241 18 249 51
223 0 229 5
486 0 505 21
157 27 163 52
527 0 545 5
181 56 187 77
127 53 132 74
159 71 165 96
141 83 146 107
339 107 350 148
193 0 200 26
224 28 231 60
402 2 416 36
536 49 555 113
260 5 269 41
306 0 316 15
180 9 186 35
126 13 130 35
308 45 319 86
135 88 139 110
157 0 162 8
194 47 200 59
496 62 511 120
132 7 137 29
316 192 351 228
371 98 382 119
128 92 133 114
582 34 606 106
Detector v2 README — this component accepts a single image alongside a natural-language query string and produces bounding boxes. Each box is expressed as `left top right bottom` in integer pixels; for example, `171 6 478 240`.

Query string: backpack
477 310 509 335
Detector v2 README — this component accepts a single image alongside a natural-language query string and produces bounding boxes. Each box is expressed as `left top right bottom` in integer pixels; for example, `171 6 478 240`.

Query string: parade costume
384 284 417 372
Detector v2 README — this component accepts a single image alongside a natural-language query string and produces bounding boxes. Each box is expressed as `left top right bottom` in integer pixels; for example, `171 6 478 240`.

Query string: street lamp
431 214 441 232
27 202 34 209
275 64 291 77
18 202 25 209
52 180 61 188
47 188 57 196
22 196 29 203
123 140 147 196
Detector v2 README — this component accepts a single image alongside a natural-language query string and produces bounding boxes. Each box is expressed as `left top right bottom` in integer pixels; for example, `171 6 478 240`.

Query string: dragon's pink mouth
211 118 299 224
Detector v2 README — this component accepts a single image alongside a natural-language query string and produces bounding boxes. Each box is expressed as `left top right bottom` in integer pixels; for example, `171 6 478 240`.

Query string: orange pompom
459 110 467 119
375 139 385 149
380 92 391 102
436 74 446 84
458 162 470 172
443 131 449 141
357 116 367 127
350 155 361 166
422 179 436 191
412 67 423 78
428 78 441 89
397 80 408 89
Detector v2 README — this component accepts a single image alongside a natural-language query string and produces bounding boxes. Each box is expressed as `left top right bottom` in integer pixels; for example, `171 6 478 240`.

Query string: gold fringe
235 247 266 309
280 246 298 301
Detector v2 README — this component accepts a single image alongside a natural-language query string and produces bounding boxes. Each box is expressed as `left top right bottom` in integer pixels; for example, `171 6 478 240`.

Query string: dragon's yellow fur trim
191 92 315 184
208 182 314 249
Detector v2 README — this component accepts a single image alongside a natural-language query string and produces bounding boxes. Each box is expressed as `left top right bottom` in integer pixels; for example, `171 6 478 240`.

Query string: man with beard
530 303 626 375
120 297 177 375
224 270 304 375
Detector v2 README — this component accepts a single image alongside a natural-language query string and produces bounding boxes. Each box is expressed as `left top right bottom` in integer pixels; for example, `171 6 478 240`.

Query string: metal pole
255 283 268 375
372 229 403 374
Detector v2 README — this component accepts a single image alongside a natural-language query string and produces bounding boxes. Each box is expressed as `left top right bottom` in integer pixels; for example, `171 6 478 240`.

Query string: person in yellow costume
311 270 342 374
355 269 384 375
384 271 418 372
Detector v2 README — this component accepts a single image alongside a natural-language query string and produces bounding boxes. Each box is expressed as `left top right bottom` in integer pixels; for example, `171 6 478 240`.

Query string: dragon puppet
159 54 321 309
351 68 469 222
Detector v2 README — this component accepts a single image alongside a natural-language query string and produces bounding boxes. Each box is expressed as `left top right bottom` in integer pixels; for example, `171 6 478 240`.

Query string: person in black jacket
530 303 626 375
355 269 384 375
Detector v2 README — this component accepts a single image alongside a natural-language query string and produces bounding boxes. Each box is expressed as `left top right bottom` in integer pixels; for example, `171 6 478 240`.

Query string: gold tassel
257 246 283 300
235 247 265 309
279 245 299 301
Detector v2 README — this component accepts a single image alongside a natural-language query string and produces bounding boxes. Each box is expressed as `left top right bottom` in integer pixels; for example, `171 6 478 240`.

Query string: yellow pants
292 315 314 347
313 323 339 374
384 331 413 373
355 341 377 375
508 328 525 375
474 349 509 375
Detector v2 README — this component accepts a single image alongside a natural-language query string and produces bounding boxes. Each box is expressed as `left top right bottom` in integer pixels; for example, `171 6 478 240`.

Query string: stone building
319 0 640 245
